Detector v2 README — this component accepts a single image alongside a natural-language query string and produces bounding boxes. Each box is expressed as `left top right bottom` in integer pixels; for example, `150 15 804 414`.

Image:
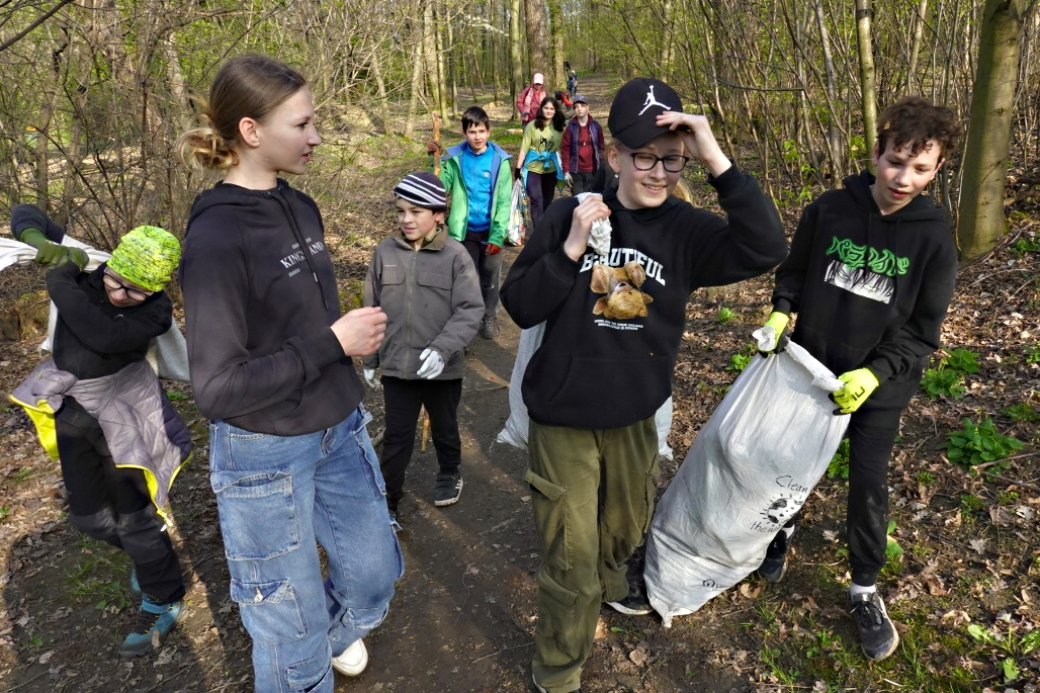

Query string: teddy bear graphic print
579 248 665 329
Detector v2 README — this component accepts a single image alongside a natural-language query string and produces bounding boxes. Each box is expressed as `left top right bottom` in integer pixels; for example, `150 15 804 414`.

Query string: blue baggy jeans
209 405 403 692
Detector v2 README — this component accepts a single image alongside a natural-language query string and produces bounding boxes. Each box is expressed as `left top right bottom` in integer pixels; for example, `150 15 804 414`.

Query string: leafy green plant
945 348 980 374
914 471 935 486
960 494 987 515
967 623 1040 682
0 505 10 523
885 520 903 565
1009 235 1040 256
826 438 850 479
165 390 189 402
921 367 966 398
920 349 978 399
945 418 1024 471
1003 402 1039 423
726 344 758 373
1024 343 1040 364
716 306 738 324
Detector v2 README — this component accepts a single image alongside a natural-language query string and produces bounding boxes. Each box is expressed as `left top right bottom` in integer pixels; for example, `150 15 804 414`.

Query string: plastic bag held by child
645 340 849 626
507 180 529 246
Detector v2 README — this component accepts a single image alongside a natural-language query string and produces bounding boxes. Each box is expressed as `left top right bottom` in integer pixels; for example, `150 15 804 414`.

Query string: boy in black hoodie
10 206 189 658
756 97 962 661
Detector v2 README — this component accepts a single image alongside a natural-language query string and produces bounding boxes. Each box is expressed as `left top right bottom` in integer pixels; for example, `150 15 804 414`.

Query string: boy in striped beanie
361 172 484 523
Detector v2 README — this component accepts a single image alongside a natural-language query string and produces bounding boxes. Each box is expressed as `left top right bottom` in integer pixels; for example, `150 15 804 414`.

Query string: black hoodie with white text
180 180 362 436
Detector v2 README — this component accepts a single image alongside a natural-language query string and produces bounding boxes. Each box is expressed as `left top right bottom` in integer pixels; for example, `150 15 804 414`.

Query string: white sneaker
331 638 368 676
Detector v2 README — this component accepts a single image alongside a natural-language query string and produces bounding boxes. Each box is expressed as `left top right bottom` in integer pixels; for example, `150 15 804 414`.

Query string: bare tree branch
0 0 75 53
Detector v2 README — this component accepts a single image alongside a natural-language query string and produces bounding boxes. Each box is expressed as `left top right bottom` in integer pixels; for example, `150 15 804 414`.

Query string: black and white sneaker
606 582 653 616
757 531 789 583
848 590 900 660
434 472 463 507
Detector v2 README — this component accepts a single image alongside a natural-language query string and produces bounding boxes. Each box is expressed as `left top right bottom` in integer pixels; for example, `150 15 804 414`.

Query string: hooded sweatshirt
772 170 958 414
501 166 787 429
180 180 361 436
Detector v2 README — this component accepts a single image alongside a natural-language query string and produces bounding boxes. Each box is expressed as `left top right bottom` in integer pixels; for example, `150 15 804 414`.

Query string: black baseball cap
607 77 684 149
572 94 589 105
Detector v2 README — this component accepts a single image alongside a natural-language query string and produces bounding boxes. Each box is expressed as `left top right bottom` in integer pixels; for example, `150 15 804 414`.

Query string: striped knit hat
393 172 447 210
107 225 182 293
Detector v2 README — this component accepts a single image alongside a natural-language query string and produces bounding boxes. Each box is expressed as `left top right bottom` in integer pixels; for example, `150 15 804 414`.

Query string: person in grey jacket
362 172 483 520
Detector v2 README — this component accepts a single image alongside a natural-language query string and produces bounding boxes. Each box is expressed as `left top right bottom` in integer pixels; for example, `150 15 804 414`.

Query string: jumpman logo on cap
638 85 673 116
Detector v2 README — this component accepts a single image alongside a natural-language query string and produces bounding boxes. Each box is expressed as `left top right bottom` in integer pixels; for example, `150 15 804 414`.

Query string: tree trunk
509 0 525 119
855 0 877 171
907 0 929 92
815 0 843 180
548 0 564 90
524 0 549 78
958 0 1027 259
432 2 450 123
403 6 426 139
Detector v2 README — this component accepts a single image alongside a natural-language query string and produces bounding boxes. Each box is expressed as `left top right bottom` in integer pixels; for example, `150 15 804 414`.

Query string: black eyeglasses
630 153 690 173
103 269 153 301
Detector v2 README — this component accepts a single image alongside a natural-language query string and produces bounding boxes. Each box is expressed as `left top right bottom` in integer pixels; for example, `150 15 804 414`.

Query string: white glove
362 367 381 390
416 348 445 380
565 172 573 186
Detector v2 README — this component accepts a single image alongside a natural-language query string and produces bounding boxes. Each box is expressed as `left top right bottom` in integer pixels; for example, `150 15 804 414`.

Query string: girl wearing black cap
501 77 788 693
361 172 484 520
178 54 402 690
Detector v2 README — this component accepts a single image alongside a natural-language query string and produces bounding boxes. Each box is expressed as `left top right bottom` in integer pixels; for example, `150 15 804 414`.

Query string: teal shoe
119 597 183 658
128 568 141 600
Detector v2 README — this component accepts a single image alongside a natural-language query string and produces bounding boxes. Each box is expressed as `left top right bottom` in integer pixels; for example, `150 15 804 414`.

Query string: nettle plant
920 348 979 399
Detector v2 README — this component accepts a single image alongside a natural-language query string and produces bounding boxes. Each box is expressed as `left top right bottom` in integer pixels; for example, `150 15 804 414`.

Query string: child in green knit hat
10 205 191 658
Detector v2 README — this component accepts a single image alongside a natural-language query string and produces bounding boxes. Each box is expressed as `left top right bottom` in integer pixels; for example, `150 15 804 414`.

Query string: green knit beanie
107 226 182 293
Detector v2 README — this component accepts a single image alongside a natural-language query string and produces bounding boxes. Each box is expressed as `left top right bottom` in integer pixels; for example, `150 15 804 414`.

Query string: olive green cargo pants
526 417 659 693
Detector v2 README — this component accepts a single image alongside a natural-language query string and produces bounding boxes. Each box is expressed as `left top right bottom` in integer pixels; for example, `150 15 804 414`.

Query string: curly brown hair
876 96 963 160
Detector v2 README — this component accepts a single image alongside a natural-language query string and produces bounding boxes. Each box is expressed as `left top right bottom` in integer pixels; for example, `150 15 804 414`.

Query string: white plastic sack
496 322 674 460
654 396 674 461
496 323 545 449
506 180 529 246
645 341 849 626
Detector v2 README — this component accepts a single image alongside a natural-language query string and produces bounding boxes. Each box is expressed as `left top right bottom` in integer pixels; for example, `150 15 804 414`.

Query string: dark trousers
570 171 596 196
56 398 185 604
526 171 558 231
463 234 502 318
846 414 899 587
380 377 463 513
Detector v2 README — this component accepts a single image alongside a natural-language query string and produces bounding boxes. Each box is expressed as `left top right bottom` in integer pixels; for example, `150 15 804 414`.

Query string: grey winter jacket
13 358 191 515
362 227 483 380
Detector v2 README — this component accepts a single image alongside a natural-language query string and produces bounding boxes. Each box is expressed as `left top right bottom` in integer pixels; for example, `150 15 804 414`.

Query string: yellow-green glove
21 228 87 268
832 368 879 414
754 311 790 354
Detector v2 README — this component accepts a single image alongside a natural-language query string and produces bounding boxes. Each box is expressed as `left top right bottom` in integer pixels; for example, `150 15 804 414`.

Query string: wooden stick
420 405 430 451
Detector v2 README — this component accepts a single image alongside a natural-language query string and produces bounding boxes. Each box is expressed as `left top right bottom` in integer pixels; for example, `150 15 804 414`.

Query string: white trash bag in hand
645 340 849 626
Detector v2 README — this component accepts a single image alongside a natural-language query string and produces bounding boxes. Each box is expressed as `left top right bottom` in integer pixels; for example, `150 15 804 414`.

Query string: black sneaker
848 590 900 660
479 316 499 339
434 472 463 507
606 582 653 616
757 531 789 583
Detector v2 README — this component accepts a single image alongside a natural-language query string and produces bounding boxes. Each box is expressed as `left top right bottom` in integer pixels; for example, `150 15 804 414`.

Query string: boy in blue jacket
757 96 962 661
438 106 513 339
